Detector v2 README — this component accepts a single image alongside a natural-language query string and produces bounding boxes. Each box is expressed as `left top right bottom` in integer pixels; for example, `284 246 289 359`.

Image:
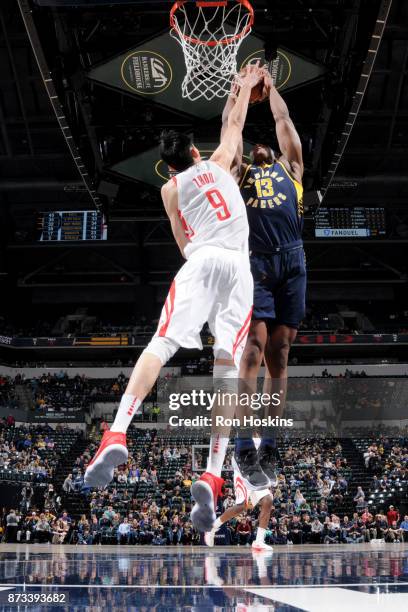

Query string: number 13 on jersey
255 177 274 198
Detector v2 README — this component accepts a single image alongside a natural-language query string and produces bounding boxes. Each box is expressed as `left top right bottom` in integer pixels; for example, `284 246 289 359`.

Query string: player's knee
241 338 264 371
276 343 290 371
143 336 179 366
213 364 238 395
268 339 291 371
262 495 274 511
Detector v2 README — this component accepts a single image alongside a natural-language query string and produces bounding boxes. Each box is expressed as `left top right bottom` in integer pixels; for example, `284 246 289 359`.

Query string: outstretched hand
237 61 264 90
229 74 241 98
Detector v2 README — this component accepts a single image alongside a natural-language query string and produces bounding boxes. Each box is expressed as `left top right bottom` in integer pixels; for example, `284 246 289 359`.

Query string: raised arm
264 71 304 183
161 179 190 259
220 78 243 178
211 63 263 173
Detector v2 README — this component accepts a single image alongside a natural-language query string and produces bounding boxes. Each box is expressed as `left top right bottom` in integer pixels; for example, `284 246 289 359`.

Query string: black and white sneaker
258 444 278 487
232 450 269 491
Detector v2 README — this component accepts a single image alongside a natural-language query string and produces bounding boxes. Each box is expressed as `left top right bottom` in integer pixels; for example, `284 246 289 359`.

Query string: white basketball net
170 1 253 101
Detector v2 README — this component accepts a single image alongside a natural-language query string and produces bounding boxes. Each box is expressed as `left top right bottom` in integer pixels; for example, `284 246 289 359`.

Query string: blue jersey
240 160 304 252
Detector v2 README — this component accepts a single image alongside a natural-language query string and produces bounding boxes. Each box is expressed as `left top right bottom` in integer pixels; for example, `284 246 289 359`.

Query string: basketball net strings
171 3 252 101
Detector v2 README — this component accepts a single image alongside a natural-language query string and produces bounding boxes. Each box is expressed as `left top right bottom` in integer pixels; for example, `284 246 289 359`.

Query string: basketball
250 77 269 104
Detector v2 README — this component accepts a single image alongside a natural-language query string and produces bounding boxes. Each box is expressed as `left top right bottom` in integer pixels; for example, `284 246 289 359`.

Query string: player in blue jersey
221 68 305 486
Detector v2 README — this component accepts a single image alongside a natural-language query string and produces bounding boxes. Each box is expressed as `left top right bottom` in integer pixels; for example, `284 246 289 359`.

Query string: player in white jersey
154 158 252 360
175 159 249 258
84 63 265 532
204 439 273 551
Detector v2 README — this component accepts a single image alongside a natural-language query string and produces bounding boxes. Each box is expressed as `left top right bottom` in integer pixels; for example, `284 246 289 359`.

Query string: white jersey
175 160 249 258
151 160 253 367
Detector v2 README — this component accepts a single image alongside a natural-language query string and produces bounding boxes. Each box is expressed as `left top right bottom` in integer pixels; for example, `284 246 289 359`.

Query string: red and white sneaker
84 431 128 488
191 472 224 532
251 541 273 552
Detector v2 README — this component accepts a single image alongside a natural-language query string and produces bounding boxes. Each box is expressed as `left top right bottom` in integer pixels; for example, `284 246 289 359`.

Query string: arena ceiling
0 0 407 306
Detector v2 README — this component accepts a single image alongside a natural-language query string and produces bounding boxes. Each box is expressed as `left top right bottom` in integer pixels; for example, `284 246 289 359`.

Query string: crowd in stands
364 438 408 476
273 439 351 509
321 368 368 378
32 372 92 412
0 372 157 414
0 418 407 547
1 423 406 546
181 356 213 376
361 436 408 512
1 367 406 418
0 311 155 339
1 421 58 482
297 303 408 335
0 375 20 409
2 508 76 544
220 508 408 546
3 503 407 546
1 302 408 339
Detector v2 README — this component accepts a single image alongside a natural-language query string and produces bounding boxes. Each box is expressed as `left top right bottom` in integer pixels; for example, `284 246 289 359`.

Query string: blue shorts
250 246 306 329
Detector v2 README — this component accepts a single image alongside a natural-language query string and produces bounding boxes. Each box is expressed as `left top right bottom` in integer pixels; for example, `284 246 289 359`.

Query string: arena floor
0 543 407 611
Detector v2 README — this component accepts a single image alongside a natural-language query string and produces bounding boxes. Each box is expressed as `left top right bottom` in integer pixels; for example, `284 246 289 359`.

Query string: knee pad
143 336 179 366
213 364 238 393
213 348 233 361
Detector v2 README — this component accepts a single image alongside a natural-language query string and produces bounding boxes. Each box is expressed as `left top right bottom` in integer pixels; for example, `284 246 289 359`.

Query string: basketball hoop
170 0 254 101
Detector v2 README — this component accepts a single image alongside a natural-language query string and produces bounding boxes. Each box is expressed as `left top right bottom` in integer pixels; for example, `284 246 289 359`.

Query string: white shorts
154 245 253 367
234 471 270 507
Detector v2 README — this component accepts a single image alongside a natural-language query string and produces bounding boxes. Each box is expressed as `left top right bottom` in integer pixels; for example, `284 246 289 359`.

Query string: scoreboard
38 211 107 242
315 207 386 238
